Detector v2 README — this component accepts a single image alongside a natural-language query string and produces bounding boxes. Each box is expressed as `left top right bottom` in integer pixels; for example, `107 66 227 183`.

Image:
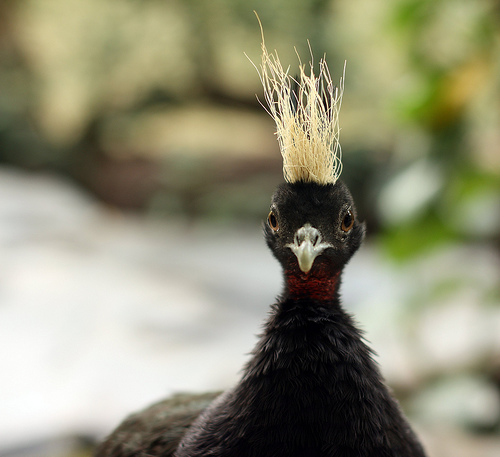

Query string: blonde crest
250 23 344 185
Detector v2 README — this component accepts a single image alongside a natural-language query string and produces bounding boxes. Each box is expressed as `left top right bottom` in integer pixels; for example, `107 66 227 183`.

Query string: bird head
265 181 365 280
253 30 364 299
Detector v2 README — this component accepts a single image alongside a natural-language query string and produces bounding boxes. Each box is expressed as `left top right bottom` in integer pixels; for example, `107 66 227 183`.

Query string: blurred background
0 0 499 456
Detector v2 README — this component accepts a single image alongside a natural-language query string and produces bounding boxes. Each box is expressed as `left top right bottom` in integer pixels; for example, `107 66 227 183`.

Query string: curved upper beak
286 224 332 273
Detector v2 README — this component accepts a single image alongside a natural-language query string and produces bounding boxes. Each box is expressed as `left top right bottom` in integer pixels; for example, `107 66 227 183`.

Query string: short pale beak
286 223 332 273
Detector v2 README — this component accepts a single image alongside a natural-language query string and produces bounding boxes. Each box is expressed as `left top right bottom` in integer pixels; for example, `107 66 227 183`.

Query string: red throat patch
285 265 341 302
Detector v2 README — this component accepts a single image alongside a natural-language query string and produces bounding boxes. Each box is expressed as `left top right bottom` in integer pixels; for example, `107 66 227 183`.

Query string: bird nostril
293 225 322 246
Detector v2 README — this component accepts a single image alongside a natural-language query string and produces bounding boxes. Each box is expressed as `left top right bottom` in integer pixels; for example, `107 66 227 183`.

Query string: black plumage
95 392 220 457
95 181 427 457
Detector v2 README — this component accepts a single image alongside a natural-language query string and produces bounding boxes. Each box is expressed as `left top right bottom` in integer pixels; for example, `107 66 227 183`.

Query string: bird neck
175 291 422 457
235 297 390 446
283 265 342 302
244 296 374 383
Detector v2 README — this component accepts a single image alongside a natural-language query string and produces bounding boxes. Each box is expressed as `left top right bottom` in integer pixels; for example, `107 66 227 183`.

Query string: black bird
95 38 427 457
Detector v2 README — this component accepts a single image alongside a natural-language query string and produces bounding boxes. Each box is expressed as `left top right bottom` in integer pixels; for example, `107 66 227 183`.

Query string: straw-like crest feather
250 24 344 185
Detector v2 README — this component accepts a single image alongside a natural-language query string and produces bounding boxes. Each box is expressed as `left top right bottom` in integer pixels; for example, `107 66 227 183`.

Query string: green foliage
379 211 456 260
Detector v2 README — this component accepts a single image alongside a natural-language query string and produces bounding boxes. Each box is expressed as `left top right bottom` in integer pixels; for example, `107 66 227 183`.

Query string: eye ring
341 209 354 232
268 211 279 232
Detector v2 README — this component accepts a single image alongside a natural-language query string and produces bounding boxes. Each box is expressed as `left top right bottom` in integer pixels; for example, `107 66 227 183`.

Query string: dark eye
341 210 354 232
268 211 279 232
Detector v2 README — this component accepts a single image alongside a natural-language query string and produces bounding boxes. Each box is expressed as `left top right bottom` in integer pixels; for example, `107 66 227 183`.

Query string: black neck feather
176 295 425 456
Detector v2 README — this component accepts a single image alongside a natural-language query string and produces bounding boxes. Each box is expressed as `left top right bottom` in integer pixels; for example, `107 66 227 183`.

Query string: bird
95 33 428 457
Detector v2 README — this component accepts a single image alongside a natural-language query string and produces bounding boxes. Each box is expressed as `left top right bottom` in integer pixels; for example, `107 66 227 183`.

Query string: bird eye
268 211 279 232
341 210 354 232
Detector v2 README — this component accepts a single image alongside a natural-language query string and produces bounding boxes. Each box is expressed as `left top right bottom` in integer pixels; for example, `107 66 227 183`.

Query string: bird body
94 392 220 457
174 181 426 457
176 307 421 457
95 33 427 457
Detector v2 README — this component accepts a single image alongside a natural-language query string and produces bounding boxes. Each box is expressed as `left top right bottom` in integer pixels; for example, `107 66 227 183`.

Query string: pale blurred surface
1 167 499 457
0 1 499 456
